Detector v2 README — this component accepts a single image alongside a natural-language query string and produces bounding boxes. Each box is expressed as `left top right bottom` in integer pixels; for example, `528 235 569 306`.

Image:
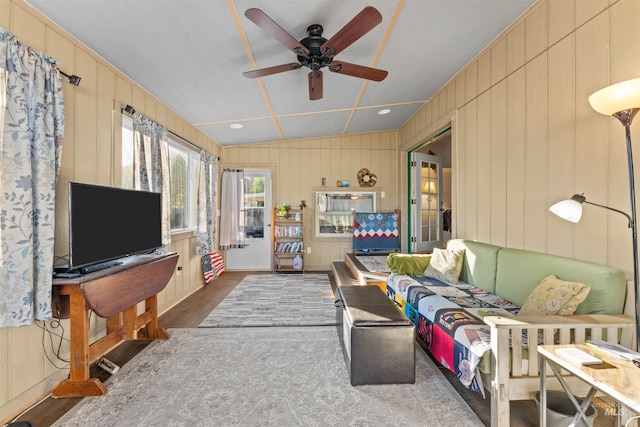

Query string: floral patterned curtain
195 151 217 255
132 111 171 247
219 169 246 250
0 28 65 328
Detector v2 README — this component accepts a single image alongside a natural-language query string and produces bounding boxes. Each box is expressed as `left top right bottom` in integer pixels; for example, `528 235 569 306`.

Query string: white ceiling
25 0 536 147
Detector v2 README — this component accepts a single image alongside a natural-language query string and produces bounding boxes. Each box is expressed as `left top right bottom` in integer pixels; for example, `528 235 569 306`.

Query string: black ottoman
335 285 415 385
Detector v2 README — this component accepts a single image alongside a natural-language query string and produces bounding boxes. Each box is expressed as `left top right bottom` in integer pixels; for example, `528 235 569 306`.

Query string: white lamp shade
422 180 437 194
549 199 583 223
589 78 640 116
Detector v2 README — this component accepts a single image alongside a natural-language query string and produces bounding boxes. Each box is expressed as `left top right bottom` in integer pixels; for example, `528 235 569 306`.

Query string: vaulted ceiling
26 0 536 146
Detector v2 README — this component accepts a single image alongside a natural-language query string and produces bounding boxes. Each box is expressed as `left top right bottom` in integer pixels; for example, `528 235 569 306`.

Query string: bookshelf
273 208 304 273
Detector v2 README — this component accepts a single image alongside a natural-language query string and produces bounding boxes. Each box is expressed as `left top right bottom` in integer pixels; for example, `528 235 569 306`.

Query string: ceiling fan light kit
243 6 388 100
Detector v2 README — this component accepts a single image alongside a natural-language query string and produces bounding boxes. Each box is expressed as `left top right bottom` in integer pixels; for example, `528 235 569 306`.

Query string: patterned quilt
352 212 400 252
386 274 520 392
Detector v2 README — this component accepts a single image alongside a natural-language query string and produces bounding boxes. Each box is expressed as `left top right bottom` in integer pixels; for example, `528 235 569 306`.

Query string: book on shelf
275 241 303 253
585 339 640 367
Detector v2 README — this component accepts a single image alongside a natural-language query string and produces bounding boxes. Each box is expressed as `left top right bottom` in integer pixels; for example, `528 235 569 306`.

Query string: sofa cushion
387 253 432 276
517 275 591 316
424 248 465 283
495 248 626 314
446 239 501 293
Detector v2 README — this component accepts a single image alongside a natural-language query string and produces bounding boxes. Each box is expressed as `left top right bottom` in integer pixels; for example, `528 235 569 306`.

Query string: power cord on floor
5 392 51 424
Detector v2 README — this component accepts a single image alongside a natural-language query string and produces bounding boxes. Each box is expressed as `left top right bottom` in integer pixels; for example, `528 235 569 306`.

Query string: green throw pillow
423 248 465 283
518 274 591 316
387 253 432 276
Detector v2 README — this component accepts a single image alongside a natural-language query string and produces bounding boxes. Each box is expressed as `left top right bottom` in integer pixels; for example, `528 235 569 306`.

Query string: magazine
585 339 640 367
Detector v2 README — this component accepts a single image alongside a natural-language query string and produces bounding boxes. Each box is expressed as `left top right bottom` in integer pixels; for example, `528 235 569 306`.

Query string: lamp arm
583 200 633 228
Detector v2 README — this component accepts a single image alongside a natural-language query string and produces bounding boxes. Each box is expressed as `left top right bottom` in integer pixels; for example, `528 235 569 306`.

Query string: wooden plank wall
223 131 399 270
2 0 640 422
399 0 640 282
0 0 222 421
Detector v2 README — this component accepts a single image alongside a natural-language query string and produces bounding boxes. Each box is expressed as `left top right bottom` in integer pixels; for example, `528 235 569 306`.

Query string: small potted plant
276 203 290 217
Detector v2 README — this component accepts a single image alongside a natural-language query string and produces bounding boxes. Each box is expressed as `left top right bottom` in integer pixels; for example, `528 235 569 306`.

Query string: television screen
68 182 162 271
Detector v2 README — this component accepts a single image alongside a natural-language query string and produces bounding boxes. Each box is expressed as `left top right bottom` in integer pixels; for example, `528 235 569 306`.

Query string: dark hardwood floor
10 271 616 427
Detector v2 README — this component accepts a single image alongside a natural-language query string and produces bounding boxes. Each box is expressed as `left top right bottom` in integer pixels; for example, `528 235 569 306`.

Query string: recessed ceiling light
230 123 243 129
378 108 391 115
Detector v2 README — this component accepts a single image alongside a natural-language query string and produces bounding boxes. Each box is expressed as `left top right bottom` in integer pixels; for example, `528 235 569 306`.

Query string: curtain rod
123 104 219 160
59 70 81 86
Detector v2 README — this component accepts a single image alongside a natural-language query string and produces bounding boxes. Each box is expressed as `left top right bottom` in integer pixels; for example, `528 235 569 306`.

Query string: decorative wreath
357 168 378 187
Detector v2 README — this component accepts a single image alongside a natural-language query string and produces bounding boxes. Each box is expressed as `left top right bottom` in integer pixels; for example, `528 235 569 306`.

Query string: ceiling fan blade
329 61 388 82
243 63 302 79
320 6 382 58
245 8 309 56
308 70 323 100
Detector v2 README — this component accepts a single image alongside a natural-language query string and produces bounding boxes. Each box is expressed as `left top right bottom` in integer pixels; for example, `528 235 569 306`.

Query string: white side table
538 344 640 427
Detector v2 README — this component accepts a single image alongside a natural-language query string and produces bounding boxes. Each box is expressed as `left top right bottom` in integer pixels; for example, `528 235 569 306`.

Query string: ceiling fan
243 6 388 100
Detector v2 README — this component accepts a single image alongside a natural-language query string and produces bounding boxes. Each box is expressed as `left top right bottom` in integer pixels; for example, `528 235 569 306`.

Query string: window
168 139 200 231
122 116 134 189
121 115 200 232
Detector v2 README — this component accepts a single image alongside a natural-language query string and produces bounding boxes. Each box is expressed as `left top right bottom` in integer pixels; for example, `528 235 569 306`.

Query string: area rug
53 327 483 427
198 273 336 328
355 255 391 273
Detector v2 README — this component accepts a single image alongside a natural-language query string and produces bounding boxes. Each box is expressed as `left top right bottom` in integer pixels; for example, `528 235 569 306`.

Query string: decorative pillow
517 275 591 316
387 253 432 276
423 248 465 283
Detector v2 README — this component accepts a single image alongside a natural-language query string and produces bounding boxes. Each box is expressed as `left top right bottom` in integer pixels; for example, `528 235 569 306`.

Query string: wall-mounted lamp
550 77 640 350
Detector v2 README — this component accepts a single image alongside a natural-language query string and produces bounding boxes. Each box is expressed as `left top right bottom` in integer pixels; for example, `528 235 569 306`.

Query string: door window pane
244 176 265 239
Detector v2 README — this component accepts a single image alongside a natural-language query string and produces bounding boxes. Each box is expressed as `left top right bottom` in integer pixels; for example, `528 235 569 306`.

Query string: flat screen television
67 182 162 273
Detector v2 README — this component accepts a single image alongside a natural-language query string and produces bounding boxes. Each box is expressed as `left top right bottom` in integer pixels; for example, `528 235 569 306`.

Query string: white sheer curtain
219 169 246 250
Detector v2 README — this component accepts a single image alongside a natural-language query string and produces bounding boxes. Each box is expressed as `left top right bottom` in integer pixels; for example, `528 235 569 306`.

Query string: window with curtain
168 139 200 231
0 28 65 327
121 115 201 234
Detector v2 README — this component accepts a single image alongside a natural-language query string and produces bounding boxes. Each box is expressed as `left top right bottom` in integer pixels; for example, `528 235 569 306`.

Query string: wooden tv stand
51 252 179 398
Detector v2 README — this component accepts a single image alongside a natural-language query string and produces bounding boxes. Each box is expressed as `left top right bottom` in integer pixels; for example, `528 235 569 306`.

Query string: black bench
335 285 415 385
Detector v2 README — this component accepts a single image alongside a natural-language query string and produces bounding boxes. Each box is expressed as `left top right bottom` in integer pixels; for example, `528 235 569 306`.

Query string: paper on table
585 340 640 367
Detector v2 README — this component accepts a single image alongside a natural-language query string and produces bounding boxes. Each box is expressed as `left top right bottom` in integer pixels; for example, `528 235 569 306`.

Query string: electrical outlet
306 246 312 254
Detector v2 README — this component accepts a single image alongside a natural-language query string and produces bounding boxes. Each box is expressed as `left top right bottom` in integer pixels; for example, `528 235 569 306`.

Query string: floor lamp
549 77 640 351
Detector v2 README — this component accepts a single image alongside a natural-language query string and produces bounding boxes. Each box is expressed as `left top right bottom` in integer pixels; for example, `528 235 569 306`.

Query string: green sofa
446 239 627 315
386 239 635 427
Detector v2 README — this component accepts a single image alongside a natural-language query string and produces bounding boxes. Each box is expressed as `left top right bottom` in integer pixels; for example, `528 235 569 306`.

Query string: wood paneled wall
399 0 640 285
0 0 222 421
223 131 399 270
3 0 639 421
